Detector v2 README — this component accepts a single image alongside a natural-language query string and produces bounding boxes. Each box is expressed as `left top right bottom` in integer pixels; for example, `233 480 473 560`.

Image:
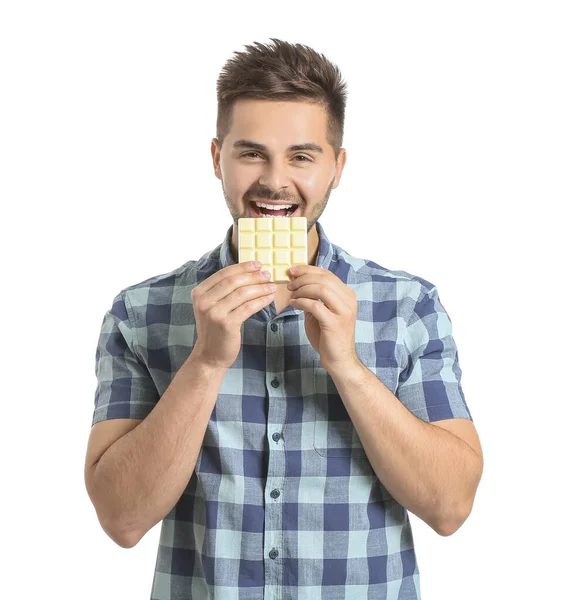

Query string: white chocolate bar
238 216 308 282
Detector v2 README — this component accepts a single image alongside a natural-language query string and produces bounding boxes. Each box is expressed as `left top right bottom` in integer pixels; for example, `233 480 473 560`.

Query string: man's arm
330 359 483 536
86 353 227 547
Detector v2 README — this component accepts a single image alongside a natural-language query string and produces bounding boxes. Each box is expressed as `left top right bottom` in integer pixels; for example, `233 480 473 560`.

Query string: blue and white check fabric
92 220 473 600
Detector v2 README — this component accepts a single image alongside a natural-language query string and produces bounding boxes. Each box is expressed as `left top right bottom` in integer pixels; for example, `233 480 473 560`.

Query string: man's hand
191 261 276 370
287 265 359 373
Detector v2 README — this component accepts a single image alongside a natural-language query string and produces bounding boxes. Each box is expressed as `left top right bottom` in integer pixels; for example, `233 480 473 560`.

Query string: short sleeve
92 292 160 426
397 286 473 423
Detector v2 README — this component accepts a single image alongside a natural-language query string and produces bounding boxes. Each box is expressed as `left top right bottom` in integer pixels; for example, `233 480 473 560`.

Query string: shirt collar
218 220 334 272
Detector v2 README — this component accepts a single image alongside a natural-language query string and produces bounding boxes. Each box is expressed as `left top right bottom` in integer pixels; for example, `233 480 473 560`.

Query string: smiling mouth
250 200 299 217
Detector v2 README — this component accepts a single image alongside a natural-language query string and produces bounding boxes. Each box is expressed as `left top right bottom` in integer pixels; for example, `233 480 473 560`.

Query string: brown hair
216 38 348 161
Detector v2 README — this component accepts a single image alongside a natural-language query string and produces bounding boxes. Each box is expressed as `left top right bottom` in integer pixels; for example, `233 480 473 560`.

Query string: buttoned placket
263 313 286 600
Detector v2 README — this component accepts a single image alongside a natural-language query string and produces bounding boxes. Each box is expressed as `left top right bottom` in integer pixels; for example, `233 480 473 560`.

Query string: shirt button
271 378 279 388
272 432 281 442
270 488 280 499
269 548 279 560
270 322 278 332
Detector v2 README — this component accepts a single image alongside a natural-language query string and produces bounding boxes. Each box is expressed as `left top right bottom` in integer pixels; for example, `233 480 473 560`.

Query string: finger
288 296 332 320
202 267 272 306
288 265 326 278
210 281 277 318
228 291 276 325
206 270 271 302
290 283 350 314
288 272 341 294
193 260 262 298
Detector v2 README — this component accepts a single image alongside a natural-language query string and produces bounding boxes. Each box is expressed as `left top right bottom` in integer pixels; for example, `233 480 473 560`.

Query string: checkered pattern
92 221 472 600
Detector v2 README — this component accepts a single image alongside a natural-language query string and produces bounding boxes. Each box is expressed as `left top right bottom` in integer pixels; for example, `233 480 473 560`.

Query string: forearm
91 349 227 546
328 358 481 535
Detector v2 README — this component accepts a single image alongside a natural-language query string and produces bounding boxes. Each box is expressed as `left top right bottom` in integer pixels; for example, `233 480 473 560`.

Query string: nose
258 158 290 192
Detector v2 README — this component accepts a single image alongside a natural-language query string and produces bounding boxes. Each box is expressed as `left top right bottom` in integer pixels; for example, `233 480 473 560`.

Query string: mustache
249 189 299 203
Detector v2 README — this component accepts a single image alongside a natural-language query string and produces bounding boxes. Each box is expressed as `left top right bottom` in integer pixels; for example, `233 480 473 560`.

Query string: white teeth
252 202 298 217
255 201 293 210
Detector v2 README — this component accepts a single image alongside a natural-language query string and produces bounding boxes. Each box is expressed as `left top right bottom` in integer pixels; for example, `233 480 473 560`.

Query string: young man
85 38 483 600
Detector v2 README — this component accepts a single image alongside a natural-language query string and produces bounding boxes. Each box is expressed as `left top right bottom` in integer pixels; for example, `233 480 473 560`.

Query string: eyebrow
232 139 324 154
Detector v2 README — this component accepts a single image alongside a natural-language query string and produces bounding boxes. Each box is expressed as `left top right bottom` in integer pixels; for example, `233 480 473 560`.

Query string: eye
240 152 312 162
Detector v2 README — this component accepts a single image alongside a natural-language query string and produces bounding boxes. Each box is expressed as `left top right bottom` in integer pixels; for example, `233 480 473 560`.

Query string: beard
222 176 335 233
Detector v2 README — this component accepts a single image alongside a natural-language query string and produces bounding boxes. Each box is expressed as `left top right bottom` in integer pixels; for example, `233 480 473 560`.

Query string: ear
332 148 347 188
211 138 222 180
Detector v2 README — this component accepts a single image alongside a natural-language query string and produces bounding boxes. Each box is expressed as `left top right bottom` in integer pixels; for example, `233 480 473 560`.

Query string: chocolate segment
238 216 308 282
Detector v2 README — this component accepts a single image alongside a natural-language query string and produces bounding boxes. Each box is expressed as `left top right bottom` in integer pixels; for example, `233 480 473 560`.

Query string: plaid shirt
93 221 473 600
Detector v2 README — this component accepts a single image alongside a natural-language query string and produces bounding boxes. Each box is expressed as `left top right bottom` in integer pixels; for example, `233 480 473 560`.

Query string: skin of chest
273 282 292 314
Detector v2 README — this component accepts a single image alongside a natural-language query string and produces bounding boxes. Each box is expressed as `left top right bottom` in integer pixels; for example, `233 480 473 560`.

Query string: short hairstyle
216 38 348 161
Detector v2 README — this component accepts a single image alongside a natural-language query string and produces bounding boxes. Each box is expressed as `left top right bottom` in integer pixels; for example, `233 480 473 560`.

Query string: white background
1 1 575 598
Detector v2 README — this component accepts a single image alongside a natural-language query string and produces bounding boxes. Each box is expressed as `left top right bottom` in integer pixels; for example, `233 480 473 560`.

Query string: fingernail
252 261 261 269
261 270 271 279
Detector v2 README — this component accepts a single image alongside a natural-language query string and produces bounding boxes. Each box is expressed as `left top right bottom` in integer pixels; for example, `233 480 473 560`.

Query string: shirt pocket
313 357 399 459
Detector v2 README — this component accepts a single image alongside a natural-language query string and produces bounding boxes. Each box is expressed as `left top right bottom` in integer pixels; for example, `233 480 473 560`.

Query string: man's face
211 99 347 240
